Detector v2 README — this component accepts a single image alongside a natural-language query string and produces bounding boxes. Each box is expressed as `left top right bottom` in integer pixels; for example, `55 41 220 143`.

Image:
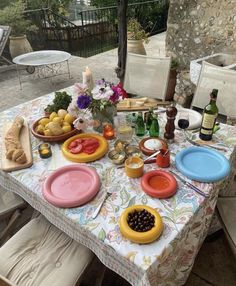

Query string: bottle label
201 114 216 130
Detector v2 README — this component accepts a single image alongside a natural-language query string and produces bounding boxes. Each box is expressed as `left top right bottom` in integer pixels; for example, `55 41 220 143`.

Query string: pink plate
43 164 100 208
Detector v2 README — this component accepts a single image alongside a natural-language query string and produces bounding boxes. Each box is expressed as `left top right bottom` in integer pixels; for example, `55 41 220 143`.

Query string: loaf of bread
5 117 27 164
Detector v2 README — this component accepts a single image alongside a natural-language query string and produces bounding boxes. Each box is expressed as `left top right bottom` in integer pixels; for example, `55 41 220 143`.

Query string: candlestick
82 66 94 89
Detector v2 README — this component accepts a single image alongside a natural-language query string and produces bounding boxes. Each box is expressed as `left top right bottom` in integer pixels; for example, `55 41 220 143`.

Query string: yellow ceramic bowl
119 205 164 244
125 156 144 178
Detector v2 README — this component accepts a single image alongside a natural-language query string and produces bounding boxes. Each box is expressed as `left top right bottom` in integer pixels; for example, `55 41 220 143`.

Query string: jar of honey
38 143 52 159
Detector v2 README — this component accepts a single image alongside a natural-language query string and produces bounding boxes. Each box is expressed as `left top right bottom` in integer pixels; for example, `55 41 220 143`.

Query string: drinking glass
116 114 134 142
177 111 189 141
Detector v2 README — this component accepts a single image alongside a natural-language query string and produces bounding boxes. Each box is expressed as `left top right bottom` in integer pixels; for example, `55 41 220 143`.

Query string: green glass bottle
199 89 219 141
149 113 159 137
145 107 154 130
130 112 137 129
135 112 145 136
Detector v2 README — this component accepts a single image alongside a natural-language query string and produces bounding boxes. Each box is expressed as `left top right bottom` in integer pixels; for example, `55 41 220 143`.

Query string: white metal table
13 50 72 89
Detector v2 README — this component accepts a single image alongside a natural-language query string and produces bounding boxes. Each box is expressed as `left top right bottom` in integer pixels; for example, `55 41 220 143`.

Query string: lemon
39 118 50 126
58 109 68 118
62 125 72 133
44 129 53 136
49 112 57 121
64 114 75 124
36 124 45 134
52 117 63 125
62 121 71 127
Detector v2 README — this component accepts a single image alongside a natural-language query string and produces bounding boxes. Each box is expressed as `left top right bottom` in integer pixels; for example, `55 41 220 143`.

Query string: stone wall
166 0 236 106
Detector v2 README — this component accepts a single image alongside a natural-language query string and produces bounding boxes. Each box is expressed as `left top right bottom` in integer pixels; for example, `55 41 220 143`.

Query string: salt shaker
164 104 178 142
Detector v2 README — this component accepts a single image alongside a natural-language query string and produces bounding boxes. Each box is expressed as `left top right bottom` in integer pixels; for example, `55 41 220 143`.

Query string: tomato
69 144 83 154
74 138 83 144
68 140 78 149
82 138 99 147
83 146 97 154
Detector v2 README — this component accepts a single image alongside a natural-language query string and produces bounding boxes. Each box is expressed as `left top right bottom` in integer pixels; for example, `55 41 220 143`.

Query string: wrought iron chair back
0 25 12 65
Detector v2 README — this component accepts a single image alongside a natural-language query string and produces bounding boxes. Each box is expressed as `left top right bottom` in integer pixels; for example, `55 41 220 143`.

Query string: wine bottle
199 89 219 141
149 113 159 137
135 112 145 136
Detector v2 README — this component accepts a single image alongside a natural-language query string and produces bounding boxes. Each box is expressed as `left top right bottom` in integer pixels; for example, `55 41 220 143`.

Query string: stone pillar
166 0 236 106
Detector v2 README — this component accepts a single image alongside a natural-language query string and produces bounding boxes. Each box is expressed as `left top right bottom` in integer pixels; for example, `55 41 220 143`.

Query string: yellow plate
62 133 108 163
119 205 163 244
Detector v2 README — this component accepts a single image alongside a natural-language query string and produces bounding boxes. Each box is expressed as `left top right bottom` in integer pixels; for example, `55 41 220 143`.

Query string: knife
169 170 209 198
184 132 227 152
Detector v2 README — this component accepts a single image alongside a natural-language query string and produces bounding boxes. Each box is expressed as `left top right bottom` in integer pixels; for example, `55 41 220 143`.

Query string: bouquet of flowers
68 79 127 117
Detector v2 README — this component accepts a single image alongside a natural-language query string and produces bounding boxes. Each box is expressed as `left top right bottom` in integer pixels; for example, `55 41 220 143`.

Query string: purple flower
109 91 120 103
77 94 91 109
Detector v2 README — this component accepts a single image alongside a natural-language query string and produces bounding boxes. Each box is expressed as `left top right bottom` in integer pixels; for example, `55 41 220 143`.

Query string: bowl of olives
119 205 163 244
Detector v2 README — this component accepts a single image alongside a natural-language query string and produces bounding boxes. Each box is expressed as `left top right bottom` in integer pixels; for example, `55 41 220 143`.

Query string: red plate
43 164 100 208
141 170 177 198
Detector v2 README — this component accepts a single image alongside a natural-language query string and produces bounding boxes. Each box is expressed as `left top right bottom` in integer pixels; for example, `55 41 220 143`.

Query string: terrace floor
0 32 236 286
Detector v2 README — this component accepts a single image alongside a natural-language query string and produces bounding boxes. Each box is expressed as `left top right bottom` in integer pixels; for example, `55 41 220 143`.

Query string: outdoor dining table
1 86 236 286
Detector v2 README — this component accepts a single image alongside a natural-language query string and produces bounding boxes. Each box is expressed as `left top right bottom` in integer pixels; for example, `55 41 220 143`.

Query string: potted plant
165 58 179 101
0 0 37 59
127 18 149 55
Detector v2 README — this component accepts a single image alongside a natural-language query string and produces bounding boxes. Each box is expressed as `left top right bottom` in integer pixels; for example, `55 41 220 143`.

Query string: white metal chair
217 197 236 258
191 61 236 117
0 215 95 286
124 53 171 101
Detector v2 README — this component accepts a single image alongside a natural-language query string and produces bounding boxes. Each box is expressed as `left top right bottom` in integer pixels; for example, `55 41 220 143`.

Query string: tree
116 0 128 83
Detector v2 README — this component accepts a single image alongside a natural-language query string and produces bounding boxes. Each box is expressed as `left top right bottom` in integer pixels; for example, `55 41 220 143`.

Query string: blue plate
175 147 230 183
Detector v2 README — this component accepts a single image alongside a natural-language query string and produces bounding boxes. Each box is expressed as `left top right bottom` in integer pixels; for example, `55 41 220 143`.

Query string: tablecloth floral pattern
1 87 236 286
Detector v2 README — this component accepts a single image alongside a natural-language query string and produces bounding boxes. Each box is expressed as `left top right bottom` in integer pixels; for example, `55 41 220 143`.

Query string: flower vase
92 106 117 133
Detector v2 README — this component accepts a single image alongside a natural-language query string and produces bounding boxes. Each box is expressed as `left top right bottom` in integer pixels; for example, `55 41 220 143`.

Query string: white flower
91 84 114 100
74 83 88 95
67 96 79 117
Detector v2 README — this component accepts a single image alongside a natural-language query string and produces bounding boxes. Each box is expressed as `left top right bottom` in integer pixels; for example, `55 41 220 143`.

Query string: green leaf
120 188 131 205
98 228 106 241
128 196 136 207
141 195 148 205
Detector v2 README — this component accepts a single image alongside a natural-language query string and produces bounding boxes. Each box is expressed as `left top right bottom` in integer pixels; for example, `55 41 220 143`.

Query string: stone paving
0 33 236 286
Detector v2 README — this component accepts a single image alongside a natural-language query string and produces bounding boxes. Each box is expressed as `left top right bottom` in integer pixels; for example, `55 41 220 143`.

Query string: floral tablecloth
1 87 236 286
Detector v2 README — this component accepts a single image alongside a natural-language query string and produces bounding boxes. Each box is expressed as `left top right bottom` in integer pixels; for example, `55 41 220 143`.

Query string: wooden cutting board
1 121 33 172
117 98 170 112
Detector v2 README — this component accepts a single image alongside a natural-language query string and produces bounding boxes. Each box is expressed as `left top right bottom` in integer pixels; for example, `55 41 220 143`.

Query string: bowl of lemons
31 109 78 142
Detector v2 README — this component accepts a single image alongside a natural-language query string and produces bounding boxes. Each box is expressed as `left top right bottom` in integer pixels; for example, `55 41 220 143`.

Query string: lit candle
38 143 52 159
82 66 94 88
103 124 115 140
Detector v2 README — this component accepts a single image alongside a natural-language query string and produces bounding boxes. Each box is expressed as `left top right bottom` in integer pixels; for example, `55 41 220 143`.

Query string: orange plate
62 133 108 163
141 170 177 198
31 117 78 142
139 137 168 156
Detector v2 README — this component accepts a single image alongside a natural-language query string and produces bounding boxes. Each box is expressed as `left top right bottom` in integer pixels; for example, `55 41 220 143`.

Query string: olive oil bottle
199 89 219 141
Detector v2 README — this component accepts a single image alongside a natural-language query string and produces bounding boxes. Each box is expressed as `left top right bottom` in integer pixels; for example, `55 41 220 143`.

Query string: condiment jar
38 143 52 159
125 157 144 178
156 149 170 168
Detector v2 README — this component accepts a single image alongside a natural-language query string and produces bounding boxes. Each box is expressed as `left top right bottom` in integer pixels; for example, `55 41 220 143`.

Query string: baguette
5 117 27 164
